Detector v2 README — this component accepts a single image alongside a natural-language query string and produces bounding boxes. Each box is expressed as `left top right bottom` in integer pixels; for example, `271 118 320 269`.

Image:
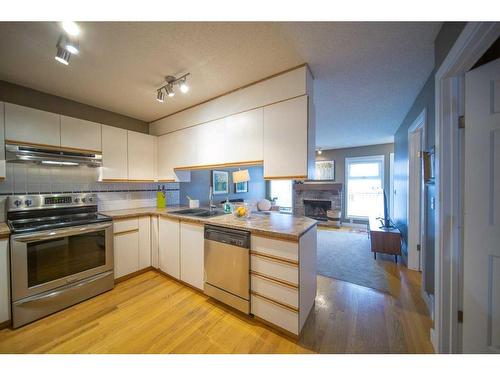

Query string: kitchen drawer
251 293 298 335
113 218 139 234
251 235 298 262
251 274 298 309
250 254 298 285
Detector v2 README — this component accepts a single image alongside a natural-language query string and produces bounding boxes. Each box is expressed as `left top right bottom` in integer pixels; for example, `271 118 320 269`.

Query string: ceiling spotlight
61 21 80 37
58 34 79 55
55 45 71 65
166 85 175 97
179 79 189 93
156 90 165 103
317 149 322 155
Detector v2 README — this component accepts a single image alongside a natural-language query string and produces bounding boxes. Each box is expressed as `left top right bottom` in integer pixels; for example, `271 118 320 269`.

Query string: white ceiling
0 22 441 149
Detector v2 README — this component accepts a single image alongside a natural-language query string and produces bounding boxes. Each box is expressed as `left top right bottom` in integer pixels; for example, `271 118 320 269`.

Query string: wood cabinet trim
5 140 102 155
251 271 299 290
101 179 155 183
113 228 139 236
264 175 307 180
250 251 299 266
251 291 299 313
175 160 263 171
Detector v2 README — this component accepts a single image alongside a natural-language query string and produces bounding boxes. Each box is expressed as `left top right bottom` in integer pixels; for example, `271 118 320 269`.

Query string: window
269 180 293 213
345 155 385 219
315 160 335 180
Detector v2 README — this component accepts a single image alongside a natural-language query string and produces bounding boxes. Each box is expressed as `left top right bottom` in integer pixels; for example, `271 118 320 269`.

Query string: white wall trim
407 108 426 271
434 22 500 354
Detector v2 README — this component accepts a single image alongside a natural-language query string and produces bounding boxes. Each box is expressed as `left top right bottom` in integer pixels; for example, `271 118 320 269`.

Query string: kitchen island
101 207 317 337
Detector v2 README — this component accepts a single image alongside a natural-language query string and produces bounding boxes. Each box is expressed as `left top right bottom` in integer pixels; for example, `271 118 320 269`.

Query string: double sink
170 208 226 218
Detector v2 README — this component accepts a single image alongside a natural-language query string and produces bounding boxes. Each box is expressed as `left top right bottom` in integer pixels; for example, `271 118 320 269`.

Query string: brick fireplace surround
293 182 343 225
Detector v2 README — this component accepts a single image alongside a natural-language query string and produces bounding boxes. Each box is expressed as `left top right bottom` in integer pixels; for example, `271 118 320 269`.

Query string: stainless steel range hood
6 143 102 167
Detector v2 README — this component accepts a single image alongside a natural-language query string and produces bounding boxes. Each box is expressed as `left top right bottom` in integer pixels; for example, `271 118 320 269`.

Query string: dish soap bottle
223 197 231 213
157 185 166 209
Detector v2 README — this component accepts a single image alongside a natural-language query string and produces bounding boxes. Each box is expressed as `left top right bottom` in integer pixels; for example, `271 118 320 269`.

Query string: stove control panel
7 194 98 211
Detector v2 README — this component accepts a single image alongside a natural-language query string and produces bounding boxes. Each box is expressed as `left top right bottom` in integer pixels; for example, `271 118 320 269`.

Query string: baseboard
0 319 11 330
421 289 435 320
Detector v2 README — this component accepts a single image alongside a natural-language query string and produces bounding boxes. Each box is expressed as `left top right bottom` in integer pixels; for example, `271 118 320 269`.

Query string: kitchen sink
170 208 226 218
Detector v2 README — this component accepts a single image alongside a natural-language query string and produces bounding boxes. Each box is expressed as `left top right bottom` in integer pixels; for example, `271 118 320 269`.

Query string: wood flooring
0 264 434 353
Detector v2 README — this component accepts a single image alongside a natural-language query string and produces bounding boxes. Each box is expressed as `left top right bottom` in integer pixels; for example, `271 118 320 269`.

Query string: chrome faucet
209 186 215 211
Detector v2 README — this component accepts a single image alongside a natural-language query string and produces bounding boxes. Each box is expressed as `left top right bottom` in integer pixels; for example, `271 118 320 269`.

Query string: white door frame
433 22 500 353
407 109 426 271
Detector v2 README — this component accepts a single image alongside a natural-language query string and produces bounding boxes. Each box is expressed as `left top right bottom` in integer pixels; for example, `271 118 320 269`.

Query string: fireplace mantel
294 182 343 193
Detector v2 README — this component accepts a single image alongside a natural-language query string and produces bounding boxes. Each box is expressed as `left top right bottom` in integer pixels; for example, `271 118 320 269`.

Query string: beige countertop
0 223 10 239
100 206 317 241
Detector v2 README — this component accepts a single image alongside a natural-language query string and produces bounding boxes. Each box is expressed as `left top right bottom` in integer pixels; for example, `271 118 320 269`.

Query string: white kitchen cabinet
0 239 10 324
195 118 226 166
60 115 101 152
100 125 128 181
151 216 159 268
225 108 263 164
159 217 181 279
127 131 156 181
114 230 139 279
4 103 61 147
263 95 309 179
180 222 204 290
157 132 191 182
0 103 5 179
138 216 151 269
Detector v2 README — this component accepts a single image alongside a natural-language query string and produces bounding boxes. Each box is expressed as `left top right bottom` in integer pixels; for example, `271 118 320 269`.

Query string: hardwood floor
0 266 434 354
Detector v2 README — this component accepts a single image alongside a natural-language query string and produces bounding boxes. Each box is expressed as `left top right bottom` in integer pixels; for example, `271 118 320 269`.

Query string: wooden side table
369 217 402 263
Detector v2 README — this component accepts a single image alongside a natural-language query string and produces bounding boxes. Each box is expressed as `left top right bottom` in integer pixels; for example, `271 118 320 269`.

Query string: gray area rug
317 229 394 294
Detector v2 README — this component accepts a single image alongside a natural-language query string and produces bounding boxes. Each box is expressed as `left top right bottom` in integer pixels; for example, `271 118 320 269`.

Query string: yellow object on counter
157 191 166 208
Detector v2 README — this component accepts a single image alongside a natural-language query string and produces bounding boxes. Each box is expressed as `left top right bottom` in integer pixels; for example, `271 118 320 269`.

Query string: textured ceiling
0 22 441 149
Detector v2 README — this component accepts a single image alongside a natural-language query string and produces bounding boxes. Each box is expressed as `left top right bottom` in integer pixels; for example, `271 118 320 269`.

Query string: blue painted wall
393 22 465 295
179 166 266 206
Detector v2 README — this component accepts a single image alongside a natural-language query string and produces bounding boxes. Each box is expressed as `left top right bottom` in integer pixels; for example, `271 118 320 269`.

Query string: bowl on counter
233 202 251 219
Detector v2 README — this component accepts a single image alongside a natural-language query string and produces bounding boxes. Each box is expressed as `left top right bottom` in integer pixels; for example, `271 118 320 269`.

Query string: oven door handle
12 222 113 242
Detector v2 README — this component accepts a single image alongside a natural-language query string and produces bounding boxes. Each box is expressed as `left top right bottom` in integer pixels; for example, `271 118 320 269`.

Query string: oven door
10 222 113 301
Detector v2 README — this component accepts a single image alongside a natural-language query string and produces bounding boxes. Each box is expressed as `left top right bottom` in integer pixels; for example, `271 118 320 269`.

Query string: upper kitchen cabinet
4 103 60 147
0 103 5 179
225 108 263 164
100 125 128 181
263 95 309 179
127 131 157 181
60 116 102 152
157 132 190 182
195 118 227 167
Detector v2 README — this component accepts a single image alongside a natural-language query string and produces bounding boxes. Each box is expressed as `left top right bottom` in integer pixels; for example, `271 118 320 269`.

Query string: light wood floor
0 264 434 354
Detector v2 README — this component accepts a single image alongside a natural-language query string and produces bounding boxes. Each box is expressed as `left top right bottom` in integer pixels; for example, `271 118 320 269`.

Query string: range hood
5 143 102 167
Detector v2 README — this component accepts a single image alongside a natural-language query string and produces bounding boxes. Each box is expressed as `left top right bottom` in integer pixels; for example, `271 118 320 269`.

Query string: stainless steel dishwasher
204 224 251 314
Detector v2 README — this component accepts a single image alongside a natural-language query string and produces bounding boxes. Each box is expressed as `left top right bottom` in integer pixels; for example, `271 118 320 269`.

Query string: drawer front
113 218 139 234
250 254 298 284
251 293 298 335
251 235 299 262
251 274 298 308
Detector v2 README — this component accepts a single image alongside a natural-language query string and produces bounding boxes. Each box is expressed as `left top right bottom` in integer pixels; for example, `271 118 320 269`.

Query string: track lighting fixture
61 21 80 37
155 73 190 102
156 90 165 103
55 22 80 66
317 149 322 155
55 45 71 65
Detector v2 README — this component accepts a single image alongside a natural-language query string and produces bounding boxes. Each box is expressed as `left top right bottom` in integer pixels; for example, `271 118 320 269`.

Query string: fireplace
303 199 331 221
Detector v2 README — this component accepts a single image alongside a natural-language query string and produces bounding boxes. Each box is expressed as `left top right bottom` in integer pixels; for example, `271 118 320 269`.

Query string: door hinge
459 116 465 129
458 310 464 323
416 244 421 252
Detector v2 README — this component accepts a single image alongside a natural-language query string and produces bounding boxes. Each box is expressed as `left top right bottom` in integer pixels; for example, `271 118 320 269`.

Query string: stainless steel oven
7 194 114 328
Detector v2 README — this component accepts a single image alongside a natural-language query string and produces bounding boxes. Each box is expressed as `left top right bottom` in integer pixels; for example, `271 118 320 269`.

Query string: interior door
463 57 500 353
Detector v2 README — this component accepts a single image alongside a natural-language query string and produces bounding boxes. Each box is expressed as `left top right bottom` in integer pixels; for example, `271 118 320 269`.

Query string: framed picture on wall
212 170 229 194
234 181 248 193
315 160 335 180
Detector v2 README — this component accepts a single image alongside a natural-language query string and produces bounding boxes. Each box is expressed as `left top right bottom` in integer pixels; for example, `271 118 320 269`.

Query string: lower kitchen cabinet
150 216 159 269
180 222 204 290
159 217 180 279
113 218 151 280
0 239 10 324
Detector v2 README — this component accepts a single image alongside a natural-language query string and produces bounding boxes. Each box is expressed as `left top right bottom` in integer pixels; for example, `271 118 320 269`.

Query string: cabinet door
138 216 151 270
128 131 156 181
180 222 204 289
157 132 191 182
151 216 159 268
114 231 139 279
0 240 9 323
159 217 180 279
60 116 101 152
4 103 61 147
100 125 128 180
263 95 308 179
0 103 5 179
196 118 226 166
225 108 263 164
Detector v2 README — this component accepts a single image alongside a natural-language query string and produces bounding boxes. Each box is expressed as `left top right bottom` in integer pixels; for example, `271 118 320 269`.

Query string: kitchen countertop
0 223 10 239
100 206 317 241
